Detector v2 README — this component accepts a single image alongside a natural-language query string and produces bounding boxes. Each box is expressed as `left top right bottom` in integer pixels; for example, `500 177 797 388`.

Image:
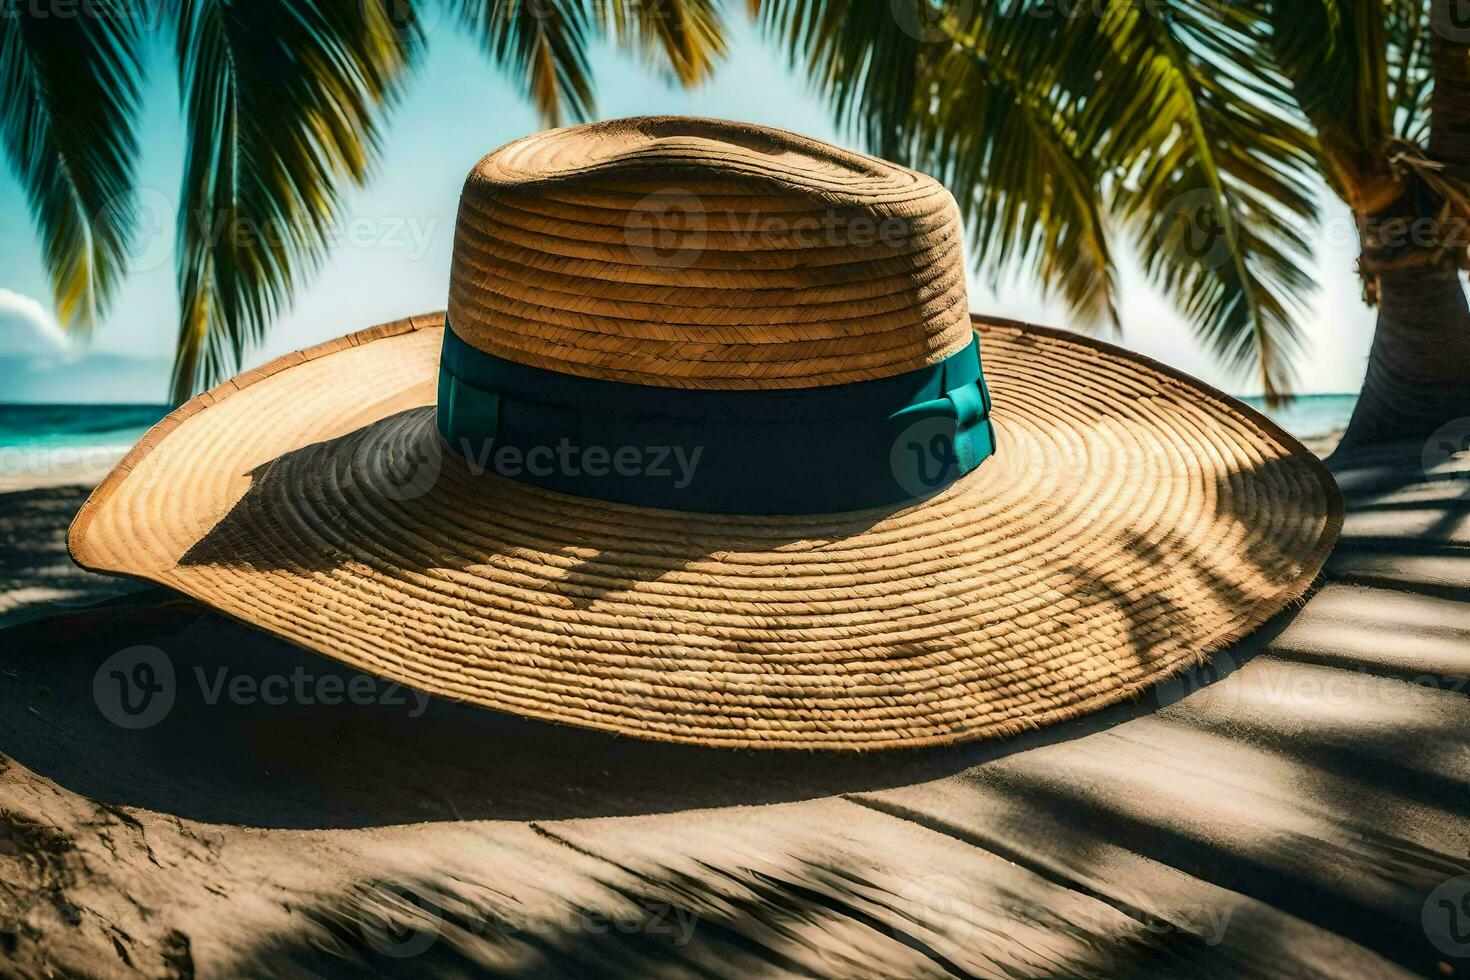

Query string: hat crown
447 116 973 389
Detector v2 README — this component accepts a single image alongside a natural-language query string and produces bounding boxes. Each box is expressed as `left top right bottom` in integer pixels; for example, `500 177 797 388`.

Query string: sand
1 432 1467 978
0 452 155 630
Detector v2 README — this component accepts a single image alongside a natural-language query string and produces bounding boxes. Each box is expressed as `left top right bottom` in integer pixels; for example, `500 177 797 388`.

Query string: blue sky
0 12 1376 403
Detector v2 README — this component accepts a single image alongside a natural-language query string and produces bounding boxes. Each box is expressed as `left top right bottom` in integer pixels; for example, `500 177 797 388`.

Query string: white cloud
0 288 71 357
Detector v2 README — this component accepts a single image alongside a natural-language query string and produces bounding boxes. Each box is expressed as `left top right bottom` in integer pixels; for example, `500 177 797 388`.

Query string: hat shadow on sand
0 411 1310 829
0 589 1295 830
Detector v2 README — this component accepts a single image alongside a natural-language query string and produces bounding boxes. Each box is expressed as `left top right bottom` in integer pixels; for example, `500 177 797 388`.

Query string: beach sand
3 431 1468 978
1299 429 1344 459
0 452 155 629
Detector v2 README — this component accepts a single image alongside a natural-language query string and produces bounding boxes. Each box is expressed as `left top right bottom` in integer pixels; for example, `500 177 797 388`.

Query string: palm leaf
757 0 1322 403
456 0 730 127
452 0 595 127
169 0 418 402
921 20 1121 331
751 0 925 159
754 0 1121 329
595 0 727 86
0 6 141 334
1387 0 1432 143
1095 0 1321 402
1264 0 1395 195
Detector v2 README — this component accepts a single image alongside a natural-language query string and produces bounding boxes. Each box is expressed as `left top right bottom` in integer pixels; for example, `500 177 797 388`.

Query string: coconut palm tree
2 0 727 403
754 0 1470 449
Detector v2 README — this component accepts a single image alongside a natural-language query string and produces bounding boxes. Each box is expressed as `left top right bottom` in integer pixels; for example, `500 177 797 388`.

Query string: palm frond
170 0 418 402
0 6 141 334
453 0 595 127
1096 0 1321 402
455 0 730 126
919 19 1120 331
595 0 727 86
753 0 1120 328
1264 0 1396 192
757 0 1322 403
1387 0 1432 143
751 0 926 159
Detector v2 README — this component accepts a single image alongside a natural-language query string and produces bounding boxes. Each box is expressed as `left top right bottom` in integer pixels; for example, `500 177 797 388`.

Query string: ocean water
0 393 1359 480
1238 393 1358 442
0 404 169 478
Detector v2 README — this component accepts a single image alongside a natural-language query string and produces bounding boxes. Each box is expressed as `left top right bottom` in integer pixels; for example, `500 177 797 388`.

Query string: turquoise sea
0 394 1358 479
0 404 170 478
1238 393 1358 442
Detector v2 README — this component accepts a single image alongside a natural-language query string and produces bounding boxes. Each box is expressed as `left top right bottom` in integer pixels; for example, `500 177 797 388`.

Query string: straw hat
69 117 1341 750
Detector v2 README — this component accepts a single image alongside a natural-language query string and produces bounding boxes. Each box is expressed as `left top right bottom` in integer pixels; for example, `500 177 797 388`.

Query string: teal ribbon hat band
436 321 996 515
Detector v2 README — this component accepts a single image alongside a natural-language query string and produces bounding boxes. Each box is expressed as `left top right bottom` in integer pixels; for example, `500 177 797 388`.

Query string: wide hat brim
69 312 1341 750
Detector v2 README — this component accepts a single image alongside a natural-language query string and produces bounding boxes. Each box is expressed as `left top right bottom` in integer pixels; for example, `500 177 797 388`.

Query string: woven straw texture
70 119 1340 749
70 310 1340 750
448 117 973 388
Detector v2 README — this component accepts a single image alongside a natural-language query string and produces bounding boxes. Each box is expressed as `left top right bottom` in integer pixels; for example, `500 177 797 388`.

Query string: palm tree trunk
1338 265 1470 450
1338 0 1470 450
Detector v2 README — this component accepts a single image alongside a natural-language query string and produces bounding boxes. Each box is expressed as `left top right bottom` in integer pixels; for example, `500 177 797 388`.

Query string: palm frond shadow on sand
8 444 1465 978
234 855 1273 979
